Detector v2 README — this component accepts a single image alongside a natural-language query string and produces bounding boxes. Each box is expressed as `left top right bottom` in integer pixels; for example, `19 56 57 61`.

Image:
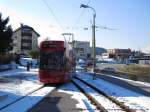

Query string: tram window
40 51 64 70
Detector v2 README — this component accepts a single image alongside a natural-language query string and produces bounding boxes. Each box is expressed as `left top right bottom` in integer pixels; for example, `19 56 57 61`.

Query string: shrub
28 50 39 59
0 53 13 64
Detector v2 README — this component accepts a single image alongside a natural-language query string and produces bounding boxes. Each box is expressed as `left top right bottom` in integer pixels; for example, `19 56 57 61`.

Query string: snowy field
76 73 150 112
0 67 55 112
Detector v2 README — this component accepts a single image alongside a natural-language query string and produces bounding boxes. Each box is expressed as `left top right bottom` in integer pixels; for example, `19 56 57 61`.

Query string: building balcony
21 39 32 43
21 32 32 36
21 46 32 50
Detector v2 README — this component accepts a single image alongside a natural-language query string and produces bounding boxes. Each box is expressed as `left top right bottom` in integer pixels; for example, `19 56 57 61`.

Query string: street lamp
80 4 96 79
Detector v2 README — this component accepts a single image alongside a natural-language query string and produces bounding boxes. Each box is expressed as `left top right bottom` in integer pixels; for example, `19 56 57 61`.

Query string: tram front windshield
40 51 64 70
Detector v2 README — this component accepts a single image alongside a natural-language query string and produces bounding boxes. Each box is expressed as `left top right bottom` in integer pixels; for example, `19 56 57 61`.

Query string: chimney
20 23 24 28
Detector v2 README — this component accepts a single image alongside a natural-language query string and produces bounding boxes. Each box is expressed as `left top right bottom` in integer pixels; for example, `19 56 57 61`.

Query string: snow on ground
58 82 98 112
100 72 150 87
1 63 150 112
1 67 97 112
73 78 124 112
0 66 55 112
0 87 55 112
77 73 150 112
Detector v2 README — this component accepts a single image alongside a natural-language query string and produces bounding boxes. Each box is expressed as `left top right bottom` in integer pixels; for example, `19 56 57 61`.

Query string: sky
0 0 150 52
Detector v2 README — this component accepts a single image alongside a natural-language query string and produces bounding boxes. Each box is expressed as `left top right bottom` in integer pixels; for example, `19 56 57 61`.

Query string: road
28 89 80 112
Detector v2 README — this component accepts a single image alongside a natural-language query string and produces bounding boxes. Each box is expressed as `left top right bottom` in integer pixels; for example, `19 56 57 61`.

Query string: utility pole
92 10 96 79
80 4 96 80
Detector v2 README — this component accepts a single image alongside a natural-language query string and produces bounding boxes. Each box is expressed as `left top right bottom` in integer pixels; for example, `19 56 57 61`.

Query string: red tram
39 40 74 84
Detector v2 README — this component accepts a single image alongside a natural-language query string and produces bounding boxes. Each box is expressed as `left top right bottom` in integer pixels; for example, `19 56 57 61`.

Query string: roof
90 47 107 53
13 25 40 37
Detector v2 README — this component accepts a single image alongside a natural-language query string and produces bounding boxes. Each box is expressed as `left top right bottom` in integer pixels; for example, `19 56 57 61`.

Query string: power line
41 0 65 32
41 0 93 41
96 24 117 30
71 0 91 32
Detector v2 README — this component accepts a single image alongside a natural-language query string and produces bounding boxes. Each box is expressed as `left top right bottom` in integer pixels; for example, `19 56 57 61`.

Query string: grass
97 63 150 76
117 64 150 76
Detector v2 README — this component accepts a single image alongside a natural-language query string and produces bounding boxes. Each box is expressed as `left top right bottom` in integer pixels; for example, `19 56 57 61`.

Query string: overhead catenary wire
73 0 117 32
70 0 91 32
41 0 66 40
41 0 94 41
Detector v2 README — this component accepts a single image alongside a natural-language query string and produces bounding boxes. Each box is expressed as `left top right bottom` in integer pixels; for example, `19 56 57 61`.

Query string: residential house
12 24 40 54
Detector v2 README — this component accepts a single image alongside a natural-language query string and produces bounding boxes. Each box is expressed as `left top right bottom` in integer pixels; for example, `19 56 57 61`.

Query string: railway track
0 85 44 111
72 76 133 112
0 85 56 112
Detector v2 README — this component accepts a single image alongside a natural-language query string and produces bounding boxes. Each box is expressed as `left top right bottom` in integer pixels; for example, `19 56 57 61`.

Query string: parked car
86 60 93 66
19 58 38 67
78 63 86 67
19 54 30 58
76 65 87 72
101 67 116 72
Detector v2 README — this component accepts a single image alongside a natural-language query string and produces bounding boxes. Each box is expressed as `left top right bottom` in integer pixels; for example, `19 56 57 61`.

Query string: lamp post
80 4 96 79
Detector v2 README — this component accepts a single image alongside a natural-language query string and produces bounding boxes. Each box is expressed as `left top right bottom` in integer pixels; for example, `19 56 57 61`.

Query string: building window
21 32 32 36
21 46 32 50
22 43 31 47
21 28 32 36
21 39 32 43
79 48 84 53
22 36 32 40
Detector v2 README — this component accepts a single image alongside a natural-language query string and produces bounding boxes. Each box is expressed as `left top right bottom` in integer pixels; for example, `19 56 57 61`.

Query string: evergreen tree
28 50 40 59
0 13 13 54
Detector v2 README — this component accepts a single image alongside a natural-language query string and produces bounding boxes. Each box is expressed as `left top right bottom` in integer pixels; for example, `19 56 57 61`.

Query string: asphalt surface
28 89 81 112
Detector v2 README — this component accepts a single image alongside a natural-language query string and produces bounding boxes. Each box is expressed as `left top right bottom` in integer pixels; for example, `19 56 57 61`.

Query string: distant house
127 51 150 64
107 48 131 63
12 24 40 54
139 59 150 64
138 54 150 64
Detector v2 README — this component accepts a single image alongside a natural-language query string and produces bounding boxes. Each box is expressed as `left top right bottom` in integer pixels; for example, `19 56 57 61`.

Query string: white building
139 54 150 64
139 59 150 64
101 53 110 59
12 24 40 54
74 41 90 59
